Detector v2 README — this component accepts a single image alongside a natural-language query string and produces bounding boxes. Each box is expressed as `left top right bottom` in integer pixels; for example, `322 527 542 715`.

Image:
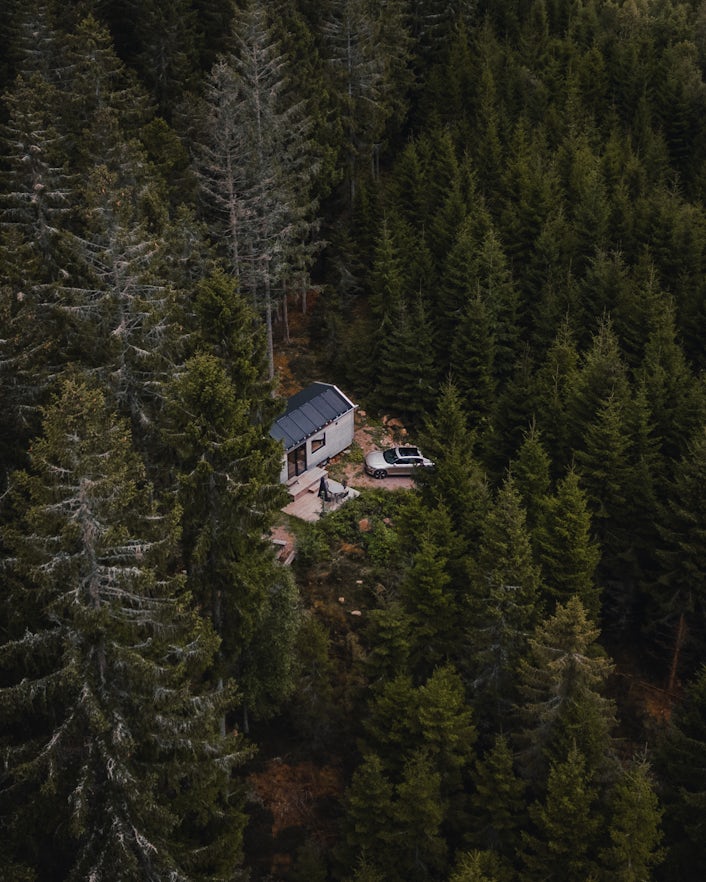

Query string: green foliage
517 596 617 784
600 758 664 882
533 468 601 619
6 1 706 875
652 428 706 679
656 665 706 881
520 744 603 882
0 376 248 880
468 735 527 860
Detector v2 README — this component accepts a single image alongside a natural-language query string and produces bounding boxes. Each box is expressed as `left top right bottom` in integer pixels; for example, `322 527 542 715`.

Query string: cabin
270 382 357 485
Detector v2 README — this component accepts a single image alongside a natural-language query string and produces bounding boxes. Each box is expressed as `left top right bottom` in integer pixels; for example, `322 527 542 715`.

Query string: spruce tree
653 428 706 686
195 2 320 378
600 758 664 882
517 596 617 785
468 734 527 862
0 376 248 881
510 421 552 531
163 351 297 730
322 0 412 204
418 380 490 548
533 468 601 619
656 664 706 882
467 475 543 732
449 292 497 431
532 318 581 477
520 744 603 882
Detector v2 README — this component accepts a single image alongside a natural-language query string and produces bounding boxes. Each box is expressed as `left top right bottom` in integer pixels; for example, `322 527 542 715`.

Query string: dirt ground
326 408 415 491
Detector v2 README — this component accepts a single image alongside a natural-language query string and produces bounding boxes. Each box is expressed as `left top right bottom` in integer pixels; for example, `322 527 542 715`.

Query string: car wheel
373 469 387 479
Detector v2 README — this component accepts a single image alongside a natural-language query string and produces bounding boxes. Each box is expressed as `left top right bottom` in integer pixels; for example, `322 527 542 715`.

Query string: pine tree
510 421 551 531
162 351 297 729
656 664 706 881
322 0 412 204
520 744 603 882
418 380 490 548
533 468 601 619
600 757 664 882
0 376 248 881
468 734 527 861
653 428 706 686
517 596 617 784
195 2 320 377
467 475 543 732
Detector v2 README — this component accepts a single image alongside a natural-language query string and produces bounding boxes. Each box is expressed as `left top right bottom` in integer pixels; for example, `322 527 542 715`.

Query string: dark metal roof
270 383 356 451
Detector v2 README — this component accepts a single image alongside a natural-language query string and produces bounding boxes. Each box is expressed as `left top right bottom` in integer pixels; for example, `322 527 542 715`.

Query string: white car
364 446 434 479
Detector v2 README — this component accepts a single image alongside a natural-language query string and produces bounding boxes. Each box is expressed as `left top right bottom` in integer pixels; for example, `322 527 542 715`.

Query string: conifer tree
520 744 603 882
0 68 76 468
434 205 494 368
656 664 706 881
567 315 631 451
418 380 490 548
339 754 394 876
0 377 247 881
195 2 319 378
517 596 617 784
129 0 200 115
322 0 412 204
467 475 543 731
532 318 581 476
163 350 297 729
397 536 456 674
600 758 664 882
62 160 182 450
653 428 706 686
533 468 601 619
391 748 448 881
638 295 706 470
510 421 552 531
374 293 436 425
449 293 497 430
448 849 506 882
468 734 527 861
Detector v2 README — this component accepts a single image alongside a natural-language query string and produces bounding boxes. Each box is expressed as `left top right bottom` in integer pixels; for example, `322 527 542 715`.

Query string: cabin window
311 435 326 453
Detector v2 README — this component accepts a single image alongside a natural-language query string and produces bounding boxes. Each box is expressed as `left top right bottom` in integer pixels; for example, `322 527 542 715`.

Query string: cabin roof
270 383 356 451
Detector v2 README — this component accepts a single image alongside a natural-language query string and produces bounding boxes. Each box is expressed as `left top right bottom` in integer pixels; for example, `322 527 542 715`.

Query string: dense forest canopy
3 1 706 880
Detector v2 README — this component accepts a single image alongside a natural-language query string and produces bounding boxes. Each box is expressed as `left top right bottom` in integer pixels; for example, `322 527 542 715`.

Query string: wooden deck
282 470 359 522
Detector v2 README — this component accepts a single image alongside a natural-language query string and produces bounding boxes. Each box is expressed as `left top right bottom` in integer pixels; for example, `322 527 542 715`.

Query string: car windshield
383 449 399 464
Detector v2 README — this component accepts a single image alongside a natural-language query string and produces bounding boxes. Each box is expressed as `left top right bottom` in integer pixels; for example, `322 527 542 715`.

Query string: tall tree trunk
668 611 687 693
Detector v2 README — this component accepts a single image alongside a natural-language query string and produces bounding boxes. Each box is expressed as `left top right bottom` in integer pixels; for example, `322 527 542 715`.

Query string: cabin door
287 444 307 479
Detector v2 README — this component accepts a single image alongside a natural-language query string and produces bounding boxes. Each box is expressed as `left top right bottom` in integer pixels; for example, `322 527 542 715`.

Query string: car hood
364 450 388 469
